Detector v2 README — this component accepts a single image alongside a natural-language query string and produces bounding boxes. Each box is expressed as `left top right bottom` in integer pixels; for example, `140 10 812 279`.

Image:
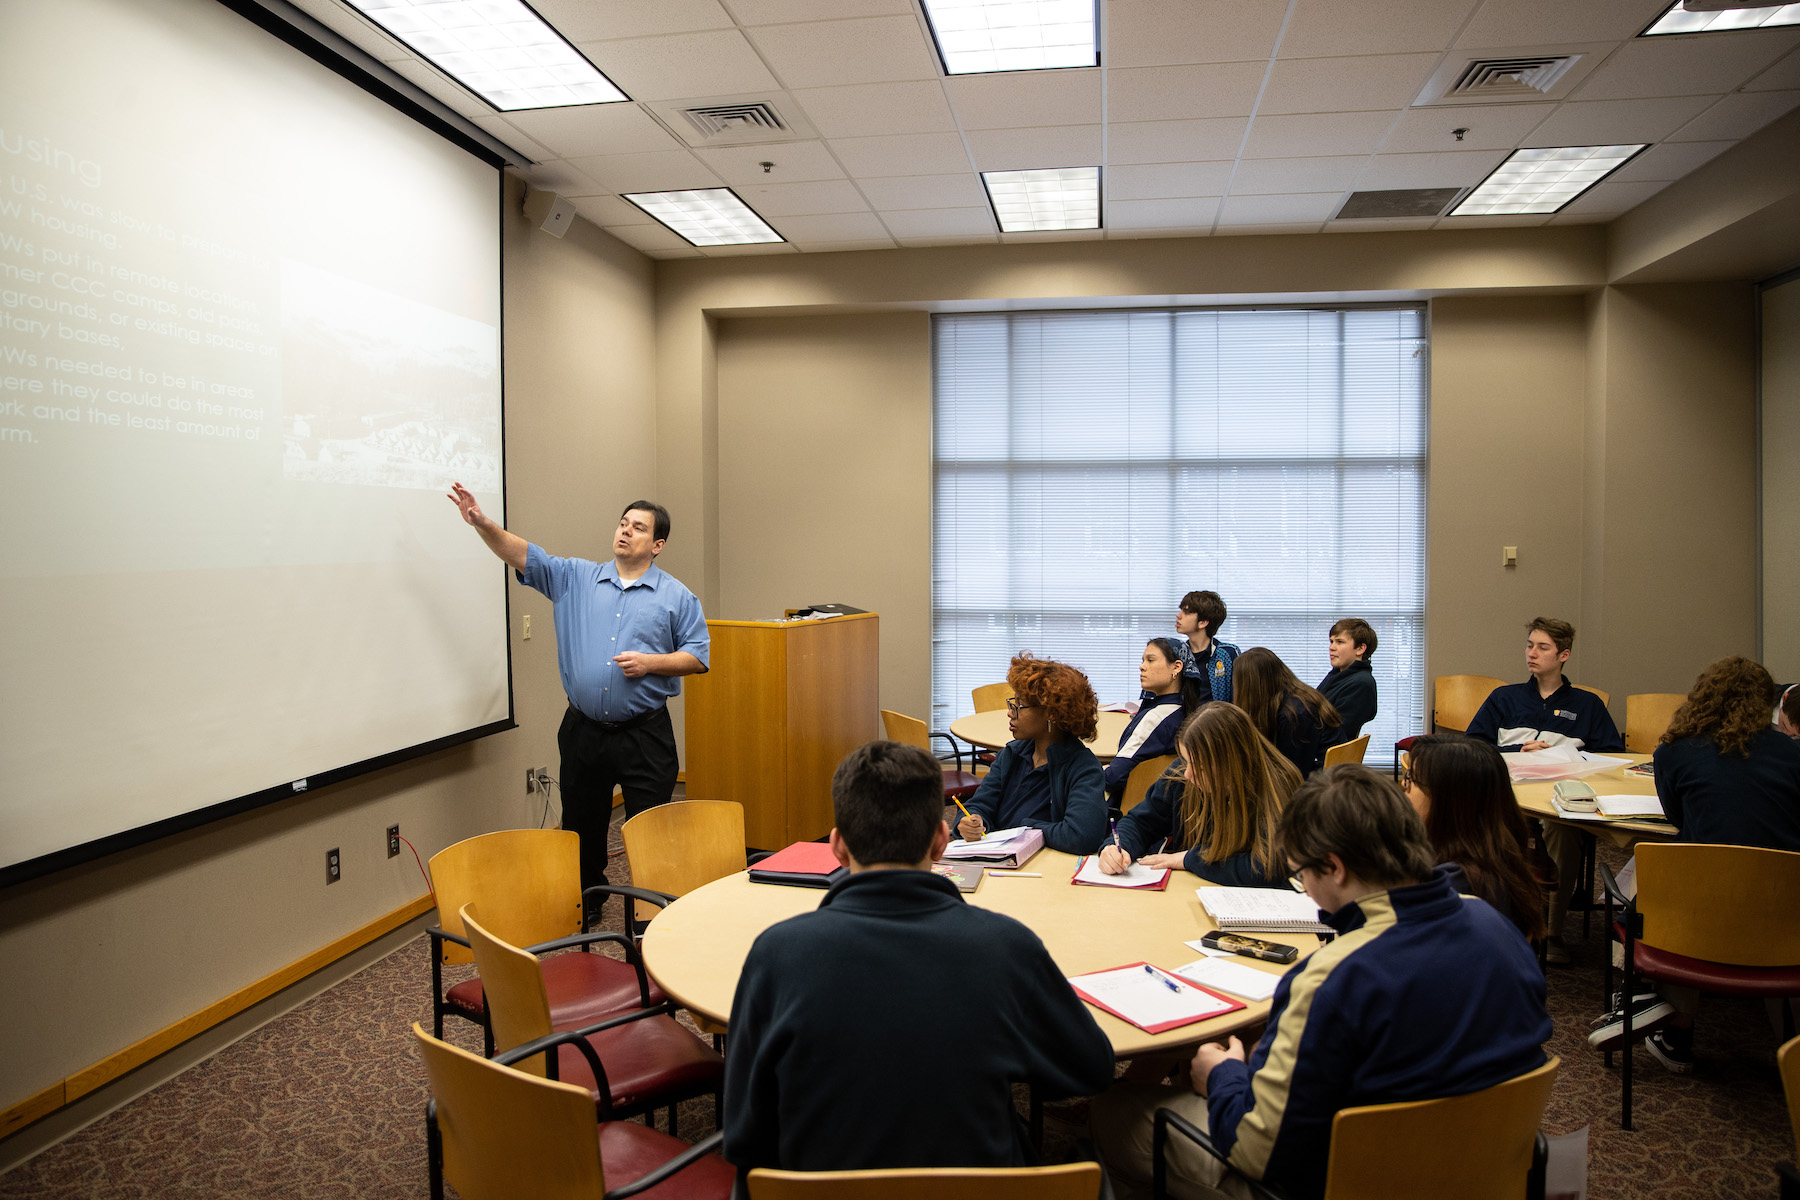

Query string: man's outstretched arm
447 481 528 573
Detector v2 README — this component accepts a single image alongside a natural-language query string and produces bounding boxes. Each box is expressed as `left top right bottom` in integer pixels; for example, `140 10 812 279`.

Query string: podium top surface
706 612 878 629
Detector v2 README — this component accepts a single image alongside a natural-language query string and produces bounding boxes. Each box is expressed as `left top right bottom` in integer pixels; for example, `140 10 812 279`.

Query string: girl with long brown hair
1654 656 1800 851
1231 647 1342 778
1095 701 1301 887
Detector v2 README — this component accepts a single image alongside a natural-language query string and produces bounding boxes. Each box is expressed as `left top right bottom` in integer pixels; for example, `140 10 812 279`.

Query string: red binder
747 841 846 888
1068 963 1246 1034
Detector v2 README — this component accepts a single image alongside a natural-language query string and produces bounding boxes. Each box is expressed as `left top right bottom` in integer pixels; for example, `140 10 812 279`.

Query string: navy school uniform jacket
1110 769 1287 887
1465 678 1624 753
1653 728 1800 852
963 737 1108 854
721 870 1116 1171
1317 660 1377 747
1104 692 1187 806
1271 696 1334 778
1205 867 1551 1200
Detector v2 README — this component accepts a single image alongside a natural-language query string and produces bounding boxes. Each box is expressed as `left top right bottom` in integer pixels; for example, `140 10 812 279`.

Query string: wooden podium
684 613 879 849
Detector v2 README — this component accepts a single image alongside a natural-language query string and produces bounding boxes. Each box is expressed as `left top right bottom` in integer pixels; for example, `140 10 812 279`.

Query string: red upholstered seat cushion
597 1121 734 1200
1633 941 1800 996
1395 736 1419 752
555 1014 725 1113
445 950 668 1028
942 770 980 801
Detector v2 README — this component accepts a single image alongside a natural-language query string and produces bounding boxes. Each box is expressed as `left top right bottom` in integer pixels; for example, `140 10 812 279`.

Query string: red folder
747 840 847 888
1068 962 1247 1034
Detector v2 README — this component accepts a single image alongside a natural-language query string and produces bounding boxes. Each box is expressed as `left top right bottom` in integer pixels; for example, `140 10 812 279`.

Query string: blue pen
1143 964 1181 993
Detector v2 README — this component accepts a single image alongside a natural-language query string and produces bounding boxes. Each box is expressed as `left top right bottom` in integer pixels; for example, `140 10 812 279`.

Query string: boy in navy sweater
1465 617 1623 964
1317 618 1378 748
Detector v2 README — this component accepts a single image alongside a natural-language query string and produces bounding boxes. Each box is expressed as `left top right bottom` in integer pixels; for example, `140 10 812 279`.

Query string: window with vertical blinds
932 307 1427 757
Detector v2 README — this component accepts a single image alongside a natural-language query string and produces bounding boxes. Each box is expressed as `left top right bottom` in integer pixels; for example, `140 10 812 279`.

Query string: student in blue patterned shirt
1176 590 1241 703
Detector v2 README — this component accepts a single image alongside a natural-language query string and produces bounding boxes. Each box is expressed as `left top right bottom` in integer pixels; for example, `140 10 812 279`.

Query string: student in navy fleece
1464 616 1623 964
1317 618 1378 748
1107 637 1206 809
1233 648 1341 778
1096 701 1302 887
1092 765 1550 1200
722 741 1114 1175
956 653 1108 854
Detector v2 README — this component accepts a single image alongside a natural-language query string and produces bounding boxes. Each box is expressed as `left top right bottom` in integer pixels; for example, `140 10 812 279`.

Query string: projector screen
0 0 511 884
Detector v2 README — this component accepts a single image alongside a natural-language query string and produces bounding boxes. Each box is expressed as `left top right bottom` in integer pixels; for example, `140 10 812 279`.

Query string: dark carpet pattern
3 827 1793 1198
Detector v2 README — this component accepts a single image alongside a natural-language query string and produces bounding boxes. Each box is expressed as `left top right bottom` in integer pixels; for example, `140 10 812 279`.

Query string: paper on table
1183 939 1237 959
1171 957 1282 1002
1594 795 1666 819
1506 749 1633 782
1070 965 1236 1030
946 826 1029 851
1073 855 1170 888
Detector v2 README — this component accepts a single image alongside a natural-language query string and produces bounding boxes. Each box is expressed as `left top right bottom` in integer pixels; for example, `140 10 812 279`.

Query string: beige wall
0 176 656 1135
1765 276 1800 683
713 313 934 720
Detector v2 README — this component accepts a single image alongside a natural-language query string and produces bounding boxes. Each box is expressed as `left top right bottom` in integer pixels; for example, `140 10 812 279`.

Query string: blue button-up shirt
518 544 710 722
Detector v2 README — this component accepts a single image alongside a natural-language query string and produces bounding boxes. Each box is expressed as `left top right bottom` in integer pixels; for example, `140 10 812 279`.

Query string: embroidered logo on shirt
1214 661 1225 675
1554 709 1575 720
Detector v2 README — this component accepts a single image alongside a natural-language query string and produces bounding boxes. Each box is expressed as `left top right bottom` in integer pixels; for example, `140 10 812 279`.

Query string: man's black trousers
557 703 678 893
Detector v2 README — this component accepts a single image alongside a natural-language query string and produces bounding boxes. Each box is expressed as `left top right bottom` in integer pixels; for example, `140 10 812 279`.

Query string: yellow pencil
952 797 982 839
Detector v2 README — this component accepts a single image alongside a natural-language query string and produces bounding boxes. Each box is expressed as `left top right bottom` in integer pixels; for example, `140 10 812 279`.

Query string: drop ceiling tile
829 132 972 176
877 208 998 238
576 30 778 100
567 150 723 193
469 115 556 162
895 233 1000 246
1109 63 1268 123
1107 225 1215 239
1357 149 1506 189
1281 0 1479 57
1379 103 1557 153
1745 48 1800 91
790 81 958 137
604 222 693 251
1217 192 1343 224
1557 177 1671 214
733 179 868 215
384 60 492 119
523 159 607 195
1213 221 1326 236
1572 30 1800 101
1107 197 1223 228
1259 54 1441 116
1323 216 1440 232
1231 155 1367 193
694 141 847 185
1667 89 1800 142
857 173 990 209
1454 0 1666 47
748 17 940 89
1105 0 1288 67
795 241 900 254
570 195 648 225
1241 110 1399 158
1524 95 1717 146
504 104 683 159
725 0 912 22
965 125 1103 171
944 70 1102 130
765 211 890 241
1606 139 1734 183
1106 161 1234 199
531 0 734 40
1107 118 1249 163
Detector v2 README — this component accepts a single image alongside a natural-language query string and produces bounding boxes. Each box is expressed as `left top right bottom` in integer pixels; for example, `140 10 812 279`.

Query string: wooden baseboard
1 892 433 1139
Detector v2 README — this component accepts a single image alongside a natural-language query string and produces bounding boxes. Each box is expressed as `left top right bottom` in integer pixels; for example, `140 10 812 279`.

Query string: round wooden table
641 850 1320 1058
947 709 1133 760
1511 752 1675 847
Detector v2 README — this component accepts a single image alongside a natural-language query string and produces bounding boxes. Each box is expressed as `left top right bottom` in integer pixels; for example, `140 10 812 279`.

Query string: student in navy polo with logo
448 483 709 895
1465 616 1622 964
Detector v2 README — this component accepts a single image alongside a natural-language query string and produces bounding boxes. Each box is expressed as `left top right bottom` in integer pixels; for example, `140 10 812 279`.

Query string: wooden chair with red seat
463 903 725 1138
1120 755 1177 816
1599 843 1800 1131
1625 693 1686 753
414 1022 733 1200
746 1162 1101 1199
882 709 980 802
1394 675 1505 778
1778 1035 1800 1199
428 828 670 1055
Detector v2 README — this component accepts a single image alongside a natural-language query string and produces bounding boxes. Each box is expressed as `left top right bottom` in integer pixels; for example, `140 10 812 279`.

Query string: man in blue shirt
448 483 709 892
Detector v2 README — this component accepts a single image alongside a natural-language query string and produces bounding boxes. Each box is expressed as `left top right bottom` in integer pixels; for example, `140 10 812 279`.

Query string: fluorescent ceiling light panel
1448 145 1646 216
344 0 628 110
1641 1 1800 34
622 188 784 246
921 0 1098 74
982 166 1100 231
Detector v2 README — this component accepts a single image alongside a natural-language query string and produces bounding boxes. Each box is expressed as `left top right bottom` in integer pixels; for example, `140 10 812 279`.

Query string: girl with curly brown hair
1654 656 1800 852
955 654 1108 854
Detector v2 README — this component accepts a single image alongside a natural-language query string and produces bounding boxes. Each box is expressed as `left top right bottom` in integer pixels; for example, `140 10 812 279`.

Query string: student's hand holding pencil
952 797 985 841
1097 844 1134 874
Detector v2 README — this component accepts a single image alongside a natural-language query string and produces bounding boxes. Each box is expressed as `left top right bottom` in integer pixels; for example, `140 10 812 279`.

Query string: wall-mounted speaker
522 189 576 238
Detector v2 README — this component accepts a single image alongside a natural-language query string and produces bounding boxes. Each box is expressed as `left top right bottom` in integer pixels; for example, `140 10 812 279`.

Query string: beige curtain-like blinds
932 307 1427 755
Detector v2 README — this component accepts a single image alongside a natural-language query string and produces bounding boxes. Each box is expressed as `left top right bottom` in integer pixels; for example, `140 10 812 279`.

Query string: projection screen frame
0 0 520 891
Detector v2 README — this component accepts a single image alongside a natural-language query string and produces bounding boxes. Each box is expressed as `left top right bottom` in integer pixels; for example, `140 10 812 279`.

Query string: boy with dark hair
1091 765 1549 1200
1318 618 1378 747
1465 617 1623 964
1177 590 1241 703
722 741 1114 1174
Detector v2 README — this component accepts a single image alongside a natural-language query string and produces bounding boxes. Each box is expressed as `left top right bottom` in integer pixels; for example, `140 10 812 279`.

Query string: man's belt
573 704 664 733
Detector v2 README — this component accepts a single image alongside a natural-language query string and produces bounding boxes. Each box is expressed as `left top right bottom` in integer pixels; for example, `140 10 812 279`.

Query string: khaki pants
1090 1083 1262 1200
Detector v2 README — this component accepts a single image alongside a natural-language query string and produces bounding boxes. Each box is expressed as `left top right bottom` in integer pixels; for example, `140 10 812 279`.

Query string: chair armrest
1152 1108 1284 1200
930 732 966 773
1596 862 1641 938
746 850 774 867
528 929 638 956
426 925 471 951
566 1005 676 1039
604 1131 726 1200
495 1027 614 1118
582 884 677 924
1527 1132 1548 1200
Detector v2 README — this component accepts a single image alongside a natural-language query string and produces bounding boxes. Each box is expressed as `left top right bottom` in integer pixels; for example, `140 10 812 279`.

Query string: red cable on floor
396 834 434 907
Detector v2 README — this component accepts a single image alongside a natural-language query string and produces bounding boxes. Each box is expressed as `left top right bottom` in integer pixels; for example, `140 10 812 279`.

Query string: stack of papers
1595 795 1668 820
942 826 1044 868
1171 957 1284 1002
1068 963 1244 1033
1199 887 1330 933
1506 747 1634 782
1071 855 1170 890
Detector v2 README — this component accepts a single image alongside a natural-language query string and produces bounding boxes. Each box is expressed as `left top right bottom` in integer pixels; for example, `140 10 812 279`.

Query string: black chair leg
1581 836 1597 938
1029 1085 1044 1151
1620 963 1636 1132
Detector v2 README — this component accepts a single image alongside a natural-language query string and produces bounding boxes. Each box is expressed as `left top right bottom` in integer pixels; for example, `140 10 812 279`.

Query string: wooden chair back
1625 693 1686 753
622 800 747 923
414 1022 604 1200
460 904 555 1076
971 682 1015 713
1634 844 1800 967
747 1162 1101 1199
1321 1056 1558 1200
1121 755 1177 815
1575 683 1611 707
428 829 583 966
880 709 930 751
1433 675 1506 733
1780 1035 1800 1161
1324 734 1371 768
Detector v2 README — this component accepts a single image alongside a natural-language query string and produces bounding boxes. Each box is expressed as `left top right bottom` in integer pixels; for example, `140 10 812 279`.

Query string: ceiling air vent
1412 43 1607 107
680 102 787 140
1449 56 1577 98
647 93 818 148
1335 189 1463 219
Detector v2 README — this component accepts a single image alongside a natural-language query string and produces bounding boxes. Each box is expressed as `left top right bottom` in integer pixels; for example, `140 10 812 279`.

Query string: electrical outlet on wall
387 825 400 858
326 847 341 884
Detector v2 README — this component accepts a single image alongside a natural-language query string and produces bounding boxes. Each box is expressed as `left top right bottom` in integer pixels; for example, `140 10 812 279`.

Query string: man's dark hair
1527 616 1574 655
831 741 945 865
1180 589 1227 635
1276 764 1434 889
1329 617 1379 663
622 501 671 543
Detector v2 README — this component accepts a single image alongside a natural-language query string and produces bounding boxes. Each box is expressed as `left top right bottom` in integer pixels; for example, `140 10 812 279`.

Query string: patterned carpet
2 827 1793 1199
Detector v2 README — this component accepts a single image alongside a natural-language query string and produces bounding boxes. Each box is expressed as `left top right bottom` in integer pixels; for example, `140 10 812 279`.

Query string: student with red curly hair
956 654 1108 854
